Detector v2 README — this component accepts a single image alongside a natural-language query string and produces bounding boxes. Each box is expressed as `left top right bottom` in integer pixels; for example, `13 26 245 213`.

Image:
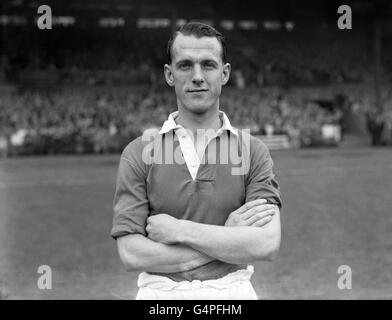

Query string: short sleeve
111 152 150 239
245 138 282 208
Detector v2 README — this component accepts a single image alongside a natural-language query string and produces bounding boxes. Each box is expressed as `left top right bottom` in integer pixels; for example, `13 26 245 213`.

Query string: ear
164 64 174 87
222 63 231 86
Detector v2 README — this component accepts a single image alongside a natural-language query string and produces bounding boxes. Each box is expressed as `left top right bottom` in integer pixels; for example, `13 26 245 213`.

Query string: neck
176 106 221 133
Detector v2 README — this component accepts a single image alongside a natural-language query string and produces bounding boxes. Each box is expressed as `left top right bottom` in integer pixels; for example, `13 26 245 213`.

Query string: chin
188 104 212 114
183 99 215 113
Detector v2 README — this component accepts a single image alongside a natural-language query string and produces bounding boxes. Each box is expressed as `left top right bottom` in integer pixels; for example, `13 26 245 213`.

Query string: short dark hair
167 22 227 64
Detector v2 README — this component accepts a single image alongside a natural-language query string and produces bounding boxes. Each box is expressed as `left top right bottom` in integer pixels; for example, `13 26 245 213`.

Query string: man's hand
225 199 276 227
146 214 181 244
146 200 276 244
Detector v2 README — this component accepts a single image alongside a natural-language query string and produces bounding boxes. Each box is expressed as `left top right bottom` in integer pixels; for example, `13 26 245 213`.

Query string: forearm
117 234 215 273
176 220 280 264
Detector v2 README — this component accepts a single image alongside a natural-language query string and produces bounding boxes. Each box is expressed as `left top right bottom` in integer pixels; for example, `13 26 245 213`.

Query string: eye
178 63 191 70
203 62 216 69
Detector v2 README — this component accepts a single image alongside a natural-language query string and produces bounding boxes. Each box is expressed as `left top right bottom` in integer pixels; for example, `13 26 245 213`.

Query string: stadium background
0 0 391 299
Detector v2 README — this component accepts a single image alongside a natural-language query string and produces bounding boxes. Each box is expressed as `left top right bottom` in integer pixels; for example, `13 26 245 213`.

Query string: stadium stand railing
256 135 291 150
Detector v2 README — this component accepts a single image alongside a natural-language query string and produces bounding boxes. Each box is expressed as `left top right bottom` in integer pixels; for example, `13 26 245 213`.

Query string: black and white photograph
0 0 392 302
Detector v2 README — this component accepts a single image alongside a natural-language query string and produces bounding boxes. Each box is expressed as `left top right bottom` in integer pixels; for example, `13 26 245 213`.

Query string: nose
192 64 204 85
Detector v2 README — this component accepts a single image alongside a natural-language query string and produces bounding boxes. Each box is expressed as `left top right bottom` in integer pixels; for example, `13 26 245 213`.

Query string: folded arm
117 199 276 272
178 206 281 264
146 205 281 265
113 138 282 272
116 233 214 273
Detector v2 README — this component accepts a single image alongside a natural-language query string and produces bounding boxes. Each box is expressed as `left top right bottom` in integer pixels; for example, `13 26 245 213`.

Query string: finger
241 204 276 220
246 210 275 225
252 215 273 227
235 199 267 215
236 199 267 215
241 204 275 219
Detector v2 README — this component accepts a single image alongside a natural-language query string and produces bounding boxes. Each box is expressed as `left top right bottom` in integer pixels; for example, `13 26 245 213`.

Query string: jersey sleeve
111 140 150 239
245 137 282 208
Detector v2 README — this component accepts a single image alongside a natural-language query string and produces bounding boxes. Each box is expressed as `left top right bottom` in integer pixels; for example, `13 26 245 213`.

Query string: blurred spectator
0 85 351 155
0 27 379 87
1 26 391 154
366 110 385 146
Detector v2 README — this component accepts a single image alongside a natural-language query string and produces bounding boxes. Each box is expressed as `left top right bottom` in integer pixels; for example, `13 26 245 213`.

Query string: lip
187 89 208 93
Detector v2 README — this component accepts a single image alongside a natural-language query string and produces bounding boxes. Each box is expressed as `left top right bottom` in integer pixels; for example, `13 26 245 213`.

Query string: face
164 34 231 115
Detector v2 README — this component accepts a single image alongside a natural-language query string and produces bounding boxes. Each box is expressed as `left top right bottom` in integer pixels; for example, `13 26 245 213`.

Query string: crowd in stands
2 85 392 157
2 26 388 87
1 26 392 156
0 86 357 156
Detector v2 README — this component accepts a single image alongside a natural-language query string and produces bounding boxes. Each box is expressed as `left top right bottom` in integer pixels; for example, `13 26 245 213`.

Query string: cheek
208 79 223 94
173 76 189 90
173 72 189 82
207 73 223 87
174 85 184 99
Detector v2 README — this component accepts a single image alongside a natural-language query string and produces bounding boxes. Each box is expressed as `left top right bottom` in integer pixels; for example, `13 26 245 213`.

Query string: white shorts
135 265 258 300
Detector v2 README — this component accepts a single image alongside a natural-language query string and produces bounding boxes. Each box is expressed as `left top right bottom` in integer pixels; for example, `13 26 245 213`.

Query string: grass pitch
0 146 391 299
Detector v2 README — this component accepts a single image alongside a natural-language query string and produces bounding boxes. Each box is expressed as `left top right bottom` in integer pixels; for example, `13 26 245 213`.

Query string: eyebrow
175 58 219 66
175 59 192 66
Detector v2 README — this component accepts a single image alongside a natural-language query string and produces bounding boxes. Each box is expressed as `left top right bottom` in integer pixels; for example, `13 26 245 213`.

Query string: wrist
175 219 190 244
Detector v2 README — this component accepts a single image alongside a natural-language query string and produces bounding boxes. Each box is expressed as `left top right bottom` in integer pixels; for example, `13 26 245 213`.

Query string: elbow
119 249 146 272
266 236 281 261
122 257 143 272
252 235 281 262
117 239 144 272
264 243 280 261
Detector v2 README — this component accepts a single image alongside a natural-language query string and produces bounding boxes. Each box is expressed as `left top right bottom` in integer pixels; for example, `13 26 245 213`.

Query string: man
111 22 282 299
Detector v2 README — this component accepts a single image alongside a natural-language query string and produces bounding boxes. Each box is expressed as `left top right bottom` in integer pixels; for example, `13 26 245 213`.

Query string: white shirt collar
159 110 238 136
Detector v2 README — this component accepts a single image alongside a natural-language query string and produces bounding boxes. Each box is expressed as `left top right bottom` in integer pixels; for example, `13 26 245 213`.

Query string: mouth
187 89 208 93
